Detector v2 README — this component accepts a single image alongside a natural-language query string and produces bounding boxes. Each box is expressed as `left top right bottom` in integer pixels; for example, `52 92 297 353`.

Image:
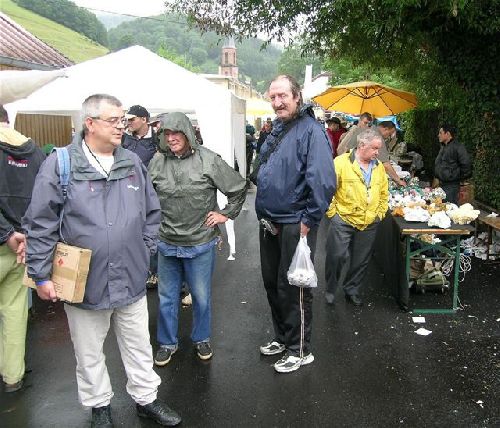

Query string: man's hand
383 162 407 188
205 211 228 228
16 239 26 264
300 222 310 237
36 280 58 302
6 232 26 263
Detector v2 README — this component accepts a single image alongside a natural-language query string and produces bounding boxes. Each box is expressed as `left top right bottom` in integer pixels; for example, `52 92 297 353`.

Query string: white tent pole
3 105 18 129
71 112 82 132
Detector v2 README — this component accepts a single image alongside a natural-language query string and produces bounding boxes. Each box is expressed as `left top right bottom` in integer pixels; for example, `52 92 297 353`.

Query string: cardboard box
459 182 474 205
24 242 92 303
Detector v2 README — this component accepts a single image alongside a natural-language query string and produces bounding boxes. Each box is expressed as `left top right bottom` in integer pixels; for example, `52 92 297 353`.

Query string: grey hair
81 94 122 133
357 128 383 148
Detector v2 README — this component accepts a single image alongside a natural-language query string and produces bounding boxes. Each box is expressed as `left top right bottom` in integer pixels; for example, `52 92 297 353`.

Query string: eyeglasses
91 116 127 127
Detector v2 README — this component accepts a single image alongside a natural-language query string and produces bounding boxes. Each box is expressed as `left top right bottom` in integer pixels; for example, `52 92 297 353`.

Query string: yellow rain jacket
326 150 389 230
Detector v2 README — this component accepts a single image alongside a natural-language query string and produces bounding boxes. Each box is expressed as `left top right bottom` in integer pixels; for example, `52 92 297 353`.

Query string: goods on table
428 211 451 229
389 177 478 227
403 206 430 222
447 203 480 225
392 206 404 217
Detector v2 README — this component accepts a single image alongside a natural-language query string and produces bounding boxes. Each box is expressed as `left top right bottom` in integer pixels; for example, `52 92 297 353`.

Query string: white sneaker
260 341 285 356
301 353 315 366
274 353 315 373
274 354 302 373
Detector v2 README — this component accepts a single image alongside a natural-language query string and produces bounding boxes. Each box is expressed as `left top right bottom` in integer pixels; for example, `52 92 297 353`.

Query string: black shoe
91 405 113 428
155 346 177 366
398 301 409 312
345 294 363 306
195 341 213 360
4 379 24 393
137 399 181 426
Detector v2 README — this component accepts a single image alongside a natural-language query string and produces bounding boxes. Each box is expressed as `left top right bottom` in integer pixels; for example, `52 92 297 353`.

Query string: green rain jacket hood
157 112 199 156
149 112 247 246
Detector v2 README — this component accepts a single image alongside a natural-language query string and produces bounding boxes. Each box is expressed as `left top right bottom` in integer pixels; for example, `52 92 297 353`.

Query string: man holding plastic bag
325 129 389 306
255 75 336 373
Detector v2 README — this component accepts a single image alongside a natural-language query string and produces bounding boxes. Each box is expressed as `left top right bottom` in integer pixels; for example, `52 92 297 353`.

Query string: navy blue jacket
255 105 336 227
122 127 158 167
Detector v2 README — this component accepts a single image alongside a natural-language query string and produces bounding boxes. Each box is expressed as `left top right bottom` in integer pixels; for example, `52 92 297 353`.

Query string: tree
13 0 108 46
116 34 134 51
107 14 282 94
166 0 500 208
277 44 322 83
157 45 199 73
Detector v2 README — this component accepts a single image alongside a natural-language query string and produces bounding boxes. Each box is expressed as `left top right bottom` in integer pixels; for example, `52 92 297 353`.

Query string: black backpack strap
259 121 295 166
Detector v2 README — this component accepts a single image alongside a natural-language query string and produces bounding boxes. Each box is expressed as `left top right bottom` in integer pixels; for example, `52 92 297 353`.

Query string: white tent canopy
0 69 66 104
6 46 246 257
6 45 246 170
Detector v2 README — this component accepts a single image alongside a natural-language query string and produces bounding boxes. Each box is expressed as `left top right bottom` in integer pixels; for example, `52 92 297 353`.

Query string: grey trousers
64 296 160 408
325 214 380 297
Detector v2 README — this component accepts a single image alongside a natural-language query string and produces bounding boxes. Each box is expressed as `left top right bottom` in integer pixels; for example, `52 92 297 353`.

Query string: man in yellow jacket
325 128 389 306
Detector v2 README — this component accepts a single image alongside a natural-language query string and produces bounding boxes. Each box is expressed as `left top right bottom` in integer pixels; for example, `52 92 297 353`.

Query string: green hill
108 15 281 93
0 0 108 63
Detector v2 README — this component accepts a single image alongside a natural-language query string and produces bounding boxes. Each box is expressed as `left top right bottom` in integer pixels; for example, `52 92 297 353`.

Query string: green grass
0 0 108 63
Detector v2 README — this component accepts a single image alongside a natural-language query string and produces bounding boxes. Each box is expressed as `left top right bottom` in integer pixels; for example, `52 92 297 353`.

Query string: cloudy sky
72 0 166 18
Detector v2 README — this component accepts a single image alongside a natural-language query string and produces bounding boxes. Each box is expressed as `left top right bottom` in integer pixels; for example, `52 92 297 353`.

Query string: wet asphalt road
1 191 499 427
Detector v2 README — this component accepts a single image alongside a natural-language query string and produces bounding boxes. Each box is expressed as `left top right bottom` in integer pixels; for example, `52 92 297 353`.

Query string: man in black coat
123 105 158 167
0 105 45 393
123 105 159 288
434 124 472 204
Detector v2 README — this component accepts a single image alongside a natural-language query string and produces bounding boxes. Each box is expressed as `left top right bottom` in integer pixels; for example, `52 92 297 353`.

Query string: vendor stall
399 218 473 314
374 178 480 313
374 215 474 314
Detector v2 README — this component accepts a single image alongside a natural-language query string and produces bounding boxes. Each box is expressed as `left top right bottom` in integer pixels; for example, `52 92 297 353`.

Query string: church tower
219 37 238 79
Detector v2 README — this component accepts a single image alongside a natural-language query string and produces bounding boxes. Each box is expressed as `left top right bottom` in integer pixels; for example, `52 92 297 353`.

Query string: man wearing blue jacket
255 75 336 373
23 94 181 427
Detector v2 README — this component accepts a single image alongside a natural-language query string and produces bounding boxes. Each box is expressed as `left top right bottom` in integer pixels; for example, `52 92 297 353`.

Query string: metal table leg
410 235 461 314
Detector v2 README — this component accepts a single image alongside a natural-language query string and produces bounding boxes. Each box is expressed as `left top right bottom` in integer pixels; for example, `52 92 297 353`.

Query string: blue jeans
157 246 216 348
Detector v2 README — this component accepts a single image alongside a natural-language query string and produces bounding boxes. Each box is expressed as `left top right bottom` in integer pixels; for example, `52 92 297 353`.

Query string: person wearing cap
123 105 161 289
148 112 247 366
123 105 158 167
326 117 346 157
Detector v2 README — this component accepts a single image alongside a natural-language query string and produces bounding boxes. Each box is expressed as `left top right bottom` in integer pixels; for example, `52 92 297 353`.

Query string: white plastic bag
287 236 318 288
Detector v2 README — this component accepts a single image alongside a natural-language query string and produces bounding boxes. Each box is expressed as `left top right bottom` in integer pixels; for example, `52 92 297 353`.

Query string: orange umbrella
312 81 417 117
